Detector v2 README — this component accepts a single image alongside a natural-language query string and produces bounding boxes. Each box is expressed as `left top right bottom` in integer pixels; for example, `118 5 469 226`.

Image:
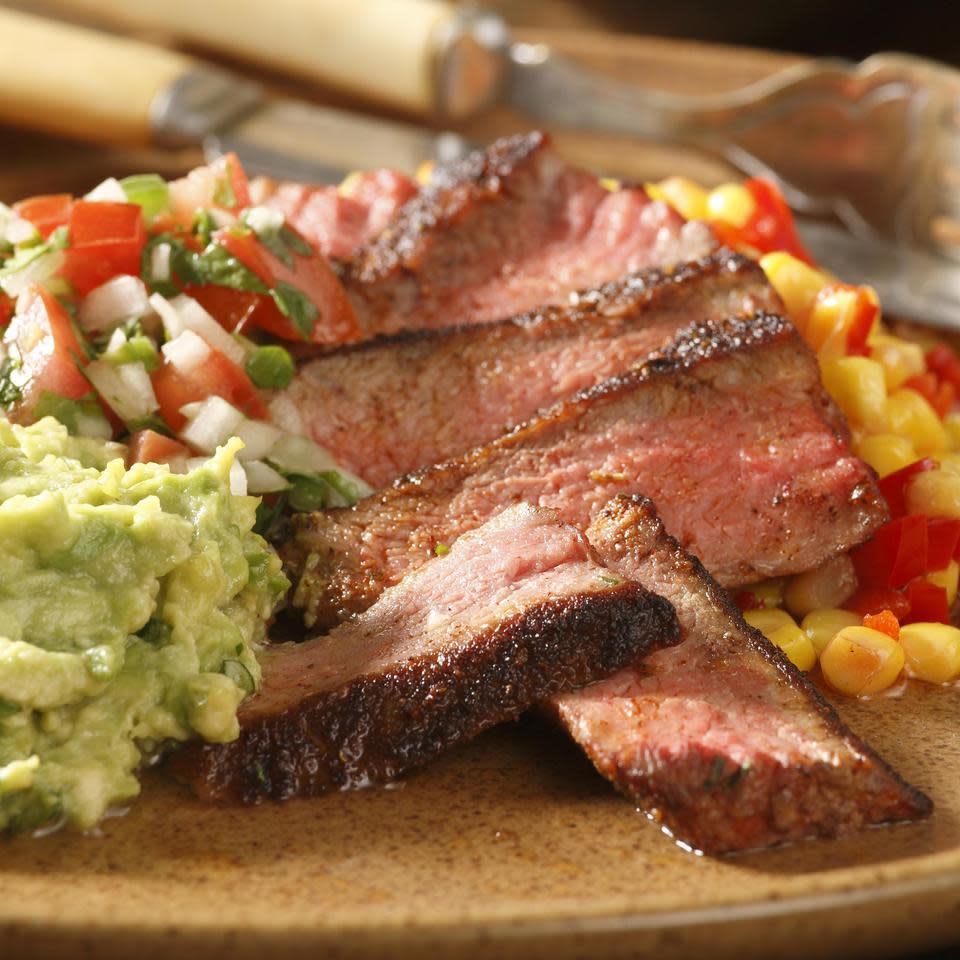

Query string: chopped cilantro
434 543 450 557
0 355 23 407
212 174 236 209
246 345 294 389
270 281 317 338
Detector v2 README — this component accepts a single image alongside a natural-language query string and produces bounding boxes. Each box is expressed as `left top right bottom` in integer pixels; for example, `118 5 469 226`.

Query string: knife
0 7 473 184
1 8 958 330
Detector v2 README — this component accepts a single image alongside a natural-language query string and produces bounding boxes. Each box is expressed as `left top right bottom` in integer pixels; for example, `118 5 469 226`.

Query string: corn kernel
759 252 828 328
905 468 960 518
801 608 862 656
899 622 960 683
338 170 363 196
927 559 960 606
886 388 948 456
869 334 926 390
414 161 434 186
807 287 874 353
855 434 918 478
783 555 857 618
944 412 960 450
768 623 818 671
599 177 621 192
820 626 905 696
655 177 710 221
743 608 796 636
706 183 755 228
739 578 785 610
937 452 960 476
820 357 888 434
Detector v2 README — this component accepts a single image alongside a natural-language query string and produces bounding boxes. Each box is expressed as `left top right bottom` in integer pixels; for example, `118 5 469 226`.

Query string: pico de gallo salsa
0 154 370 523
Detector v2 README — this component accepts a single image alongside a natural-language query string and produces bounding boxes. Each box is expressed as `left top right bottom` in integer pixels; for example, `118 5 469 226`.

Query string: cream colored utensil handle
35 0 505 117
0 8 195 144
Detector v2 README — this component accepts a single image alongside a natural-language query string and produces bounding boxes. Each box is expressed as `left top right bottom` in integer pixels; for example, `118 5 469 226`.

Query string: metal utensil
31 0 960 259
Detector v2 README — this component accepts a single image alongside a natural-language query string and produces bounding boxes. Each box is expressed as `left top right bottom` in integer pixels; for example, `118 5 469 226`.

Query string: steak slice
272 250 782 489
551 495 931 854
172 504 679 803
343 131 716 337
283 313 887 632
248 169 419 260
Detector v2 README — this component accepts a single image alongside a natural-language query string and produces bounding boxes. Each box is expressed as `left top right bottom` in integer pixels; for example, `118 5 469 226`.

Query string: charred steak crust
553 495 931 854
283 312 888 631
172 585 679 804
277 249 783 488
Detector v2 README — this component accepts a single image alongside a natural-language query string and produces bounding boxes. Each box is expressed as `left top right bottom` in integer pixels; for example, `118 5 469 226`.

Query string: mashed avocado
0 417 288 833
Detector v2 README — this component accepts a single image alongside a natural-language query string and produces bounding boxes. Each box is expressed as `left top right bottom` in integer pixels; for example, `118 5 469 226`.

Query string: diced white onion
245 205 285 235
161 330 211 373
78 275 150 333
150 243 172 283
179 396 244 454
85 360 158 422
0 249 65 297
243 459 289 494
149 293 245 365
179 401 203 420
74 409 114 440
4 216 38 246
84 177 128 202
105 328 127 354
234 418 283 462
267 433 373 498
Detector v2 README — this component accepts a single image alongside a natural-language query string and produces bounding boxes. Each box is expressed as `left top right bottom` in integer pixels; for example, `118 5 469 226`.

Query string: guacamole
0 418 288 833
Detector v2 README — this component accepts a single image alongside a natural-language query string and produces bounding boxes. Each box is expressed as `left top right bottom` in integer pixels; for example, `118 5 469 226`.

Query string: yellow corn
937 452 960 476
905 468 960 518
820 357 888 434
414 161 435 186
706 183 755 228
783 555 857 618
806 286 877 354
801 608 862 656
943 412 960 450
886 388 948 456
654 176 710 221
759 252 828 328
899 622 960 683
337 171 363 196
820 626 905 696
743 607 796 635
926 559 959 606
599 177 621 192
768 623 818 671
854 434 917 478
738 578 785 610
869 334 926 390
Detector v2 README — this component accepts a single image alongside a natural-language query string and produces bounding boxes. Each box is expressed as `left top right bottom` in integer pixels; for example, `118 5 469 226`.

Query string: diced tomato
877 457 937 518
845 585 912 620
152 348 267 431
862 609 900 639
128 429 189 466
0 293 12 329
926 518 960 571
738 178 815 265
182 285 262 333
13 194 74 239
904 579 951 624
2 286 90 419
851 514 928 590
60 201 146 296
168 153 251 224
214 227 359 344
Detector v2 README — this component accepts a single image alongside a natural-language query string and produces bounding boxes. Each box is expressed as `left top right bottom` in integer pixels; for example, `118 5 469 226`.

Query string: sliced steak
172 504 679 803
343 132 716 337
249 169 419 260
551 495 931 854
283 313 887 632
272 250 782 488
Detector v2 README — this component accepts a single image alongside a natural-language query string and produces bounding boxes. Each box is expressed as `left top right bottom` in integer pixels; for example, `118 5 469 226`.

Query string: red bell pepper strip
845 586 912 620
926 518 960 571
877 457 937 518
904 580 951 624
851 514 928 590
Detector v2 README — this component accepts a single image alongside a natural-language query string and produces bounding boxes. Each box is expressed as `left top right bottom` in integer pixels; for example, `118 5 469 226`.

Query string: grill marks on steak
551 495 931 854
283 313 887 631
272 250 781 489
172 504 680 803
343 132 716 338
